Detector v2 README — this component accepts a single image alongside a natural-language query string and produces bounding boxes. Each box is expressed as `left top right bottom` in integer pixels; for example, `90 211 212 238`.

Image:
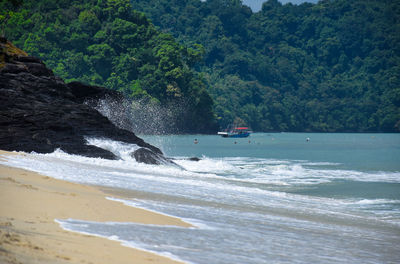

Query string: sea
2 133 400 264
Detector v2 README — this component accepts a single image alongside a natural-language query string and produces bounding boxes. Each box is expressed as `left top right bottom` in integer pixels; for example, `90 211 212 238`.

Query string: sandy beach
0 150 190 264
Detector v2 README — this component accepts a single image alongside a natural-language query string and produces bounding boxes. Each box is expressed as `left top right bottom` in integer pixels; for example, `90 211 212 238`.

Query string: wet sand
0 150 190 264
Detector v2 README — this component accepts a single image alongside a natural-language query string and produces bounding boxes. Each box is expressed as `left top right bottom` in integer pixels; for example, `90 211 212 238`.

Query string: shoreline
0 150 190 264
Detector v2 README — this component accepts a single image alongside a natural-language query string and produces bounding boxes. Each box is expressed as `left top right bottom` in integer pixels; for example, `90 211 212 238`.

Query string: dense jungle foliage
1 0 218 133
132 0 400 132
2 0 399 132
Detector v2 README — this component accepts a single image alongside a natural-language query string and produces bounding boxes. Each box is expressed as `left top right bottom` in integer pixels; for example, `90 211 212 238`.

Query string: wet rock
0 39 163 160
67 81 123 104
24 62 54 77
131 148 171 165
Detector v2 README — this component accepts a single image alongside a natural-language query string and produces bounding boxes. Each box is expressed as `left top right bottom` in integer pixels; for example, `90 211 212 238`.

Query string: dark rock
130 148 180 167
131 148 171 165
0 39 163 160
67 81 123 104
188 157 201 161
1 63 27 74
16 56 42 63
24 62 54 77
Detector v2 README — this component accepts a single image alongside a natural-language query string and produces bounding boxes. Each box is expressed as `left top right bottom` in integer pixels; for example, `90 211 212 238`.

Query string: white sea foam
85 137 141 160
354 199 400 205
106 197 188 226
178 155 400 186
55 219 192 264
1 140 399 198
2 133 399 264
175 157 237 174
106 197 213 230
1 137 399 225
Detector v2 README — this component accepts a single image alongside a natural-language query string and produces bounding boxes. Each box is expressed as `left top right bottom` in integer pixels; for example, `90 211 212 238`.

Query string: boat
217 125 251 138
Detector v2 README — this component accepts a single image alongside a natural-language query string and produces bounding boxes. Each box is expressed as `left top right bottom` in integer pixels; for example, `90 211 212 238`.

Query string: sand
0 150 190 264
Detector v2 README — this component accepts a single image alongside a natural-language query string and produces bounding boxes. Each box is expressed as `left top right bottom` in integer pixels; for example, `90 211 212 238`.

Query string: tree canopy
1 0 218 133
3 0 400 132
131 0 400 132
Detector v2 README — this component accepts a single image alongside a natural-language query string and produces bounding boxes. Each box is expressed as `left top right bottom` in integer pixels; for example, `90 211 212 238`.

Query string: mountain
131 0 400 132
1 0 218 134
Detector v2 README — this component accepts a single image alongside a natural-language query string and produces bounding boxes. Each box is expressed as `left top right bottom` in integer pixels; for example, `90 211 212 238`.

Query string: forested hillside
1 0 217 133
2 0 399 132
132 0 400 132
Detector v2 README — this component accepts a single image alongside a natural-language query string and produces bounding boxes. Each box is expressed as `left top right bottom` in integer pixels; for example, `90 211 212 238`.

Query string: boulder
131 148 171 165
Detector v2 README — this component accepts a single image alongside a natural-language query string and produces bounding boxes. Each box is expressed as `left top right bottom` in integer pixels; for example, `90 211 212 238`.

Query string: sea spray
93 97 188 135
90 96 133 131
85 137 141 160
129 99 184 134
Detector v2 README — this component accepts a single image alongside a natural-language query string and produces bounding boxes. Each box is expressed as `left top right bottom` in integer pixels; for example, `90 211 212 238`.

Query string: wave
2 137 400 189
175 156 400 185
55 219 192 264
85 137 141 160
1 137 399 227
353 199 400 205
2 136 400 264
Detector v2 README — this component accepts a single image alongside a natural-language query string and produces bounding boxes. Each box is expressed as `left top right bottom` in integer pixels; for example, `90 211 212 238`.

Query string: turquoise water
143 133 400 171
142 133 400 202
2 133 400 264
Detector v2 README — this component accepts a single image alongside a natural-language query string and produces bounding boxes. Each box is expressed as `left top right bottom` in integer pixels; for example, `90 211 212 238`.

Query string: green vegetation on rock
1 0 218 133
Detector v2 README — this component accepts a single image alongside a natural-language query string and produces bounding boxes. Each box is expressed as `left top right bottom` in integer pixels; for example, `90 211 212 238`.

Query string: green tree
131 0 400 132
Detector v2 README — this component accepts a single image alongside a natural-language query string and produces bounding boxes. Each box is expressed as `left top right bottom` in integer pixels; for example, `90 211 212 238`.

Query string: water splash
91 96 133 131
93 97 187 135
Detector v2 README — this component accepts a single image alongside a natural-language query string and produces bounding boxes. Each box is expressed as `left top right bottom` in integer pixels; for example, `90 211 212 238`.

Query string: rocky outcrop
131 148 173 165
0 38 163 161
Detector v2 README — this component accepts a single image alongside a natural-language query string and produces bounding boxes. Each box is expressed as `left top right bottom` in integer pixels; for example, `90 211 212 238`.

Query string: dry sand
0 150 190 264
